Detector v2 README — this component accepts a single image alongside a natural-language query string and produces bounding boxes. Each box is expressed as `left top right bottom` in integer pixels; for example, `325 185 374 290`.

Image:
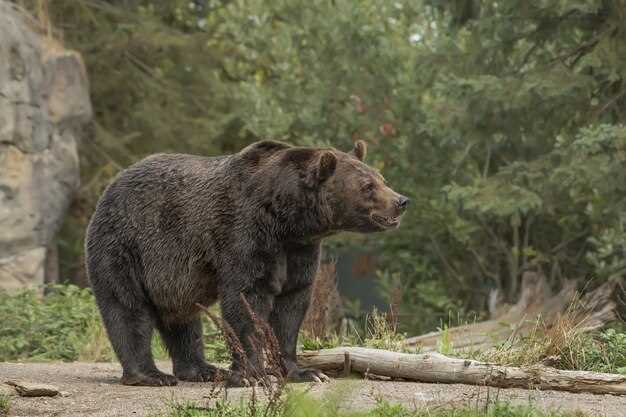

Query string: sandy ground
1 361 626 417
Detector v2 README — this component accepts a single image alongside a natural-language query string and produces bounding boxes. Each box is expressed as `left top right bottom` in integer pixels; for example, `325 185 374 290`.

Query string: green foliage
0 393 9 417
360 308 406 352
562 328 626 374
22 0 626 335
299 334 343 351
199 307 231 363
25 0 247 280
208 0 626 331
477 323 626 374
299 308 406 352
436 324 454 356
417 0 626 309
0 285 107 361
0 285 228 363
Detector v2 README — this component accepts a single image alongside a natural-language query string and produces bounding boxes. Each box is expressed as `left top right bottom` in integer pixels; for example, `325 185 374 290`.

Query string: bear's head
318 140 409 233
240 140 409 237
266 141 409 233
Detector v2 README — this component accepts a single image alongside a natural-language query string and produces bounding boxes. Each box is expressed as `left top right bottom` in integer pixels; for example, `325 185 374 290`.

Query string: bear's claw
121 370 178 386
175 362 223 382
288 368 330 383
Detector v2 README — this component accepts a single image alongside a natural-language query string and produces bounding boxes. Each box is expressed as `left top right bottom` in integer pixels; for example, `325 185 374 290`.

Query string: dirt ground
2 361 626 417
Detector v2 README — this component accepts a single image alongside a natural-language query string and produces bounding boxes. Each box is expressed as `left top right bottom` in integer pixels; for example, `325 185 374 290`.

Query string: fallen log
298 347 626 395
404 273 625 352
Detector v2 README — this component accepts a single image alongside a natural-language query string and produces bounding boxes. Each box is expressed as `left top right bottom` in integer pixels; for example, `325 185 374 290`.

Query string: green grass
0 392 9 416
0 285 110 361
473 317 626 375
300 308 407 352
300 308 626 376
0 285 228 362
152 393 589 417
1 284 624 377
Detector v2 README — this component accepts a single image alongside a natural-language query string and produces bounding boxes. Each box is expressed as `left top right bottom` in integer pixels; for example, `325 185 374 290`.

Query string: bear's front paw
287 368 330 383
121 370 178 386
175 362 224 382
225 371 281 387
226 371 254 388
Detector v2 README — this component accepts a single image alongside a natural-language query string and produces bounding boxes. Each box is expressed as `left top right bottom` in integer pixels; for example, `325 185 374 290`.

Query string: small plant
300 333 343 351
300 306 406 353
195 294 289 417
362 308 406 352
436 324 454 356
578 328 626 374
154 400 255 417
78 311 116 362
0 392 9 417
479 311 626 374
202 315 230 363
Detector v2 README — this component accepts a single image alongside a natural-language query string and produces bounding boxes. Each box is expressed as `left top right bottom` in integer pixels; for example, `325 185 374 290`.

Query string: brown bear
85 140 409 386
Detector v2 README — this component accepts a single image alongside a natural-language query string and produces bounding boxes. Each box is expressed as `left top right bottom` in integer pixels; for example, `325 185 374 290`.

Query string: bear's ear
316 151 337 184
350 140 367 161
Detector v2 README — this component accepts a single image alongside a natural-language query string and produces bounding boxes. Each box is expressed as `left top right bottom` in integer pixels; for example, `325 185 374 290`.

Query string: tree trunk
298 347 626 395
44 243 59 286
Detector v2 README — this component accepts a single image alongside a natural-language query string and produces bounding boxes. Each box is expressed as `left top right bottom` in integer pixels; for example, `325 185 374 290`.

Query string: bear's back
86 153 232 245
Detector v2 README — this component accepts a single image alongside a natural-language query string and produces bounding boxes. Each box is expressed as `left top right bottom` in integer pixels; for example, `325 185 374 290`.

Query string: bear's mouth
371 214 401 229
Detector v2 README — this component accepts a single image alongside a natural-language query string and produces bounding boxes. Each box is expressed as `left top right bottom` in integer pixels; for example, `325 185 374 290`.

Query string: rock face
0 1 92 290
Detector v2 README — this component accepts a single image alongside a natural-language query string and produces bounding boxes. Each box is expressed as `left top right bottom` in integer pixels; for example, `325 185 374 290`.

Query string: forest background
20 0 626 335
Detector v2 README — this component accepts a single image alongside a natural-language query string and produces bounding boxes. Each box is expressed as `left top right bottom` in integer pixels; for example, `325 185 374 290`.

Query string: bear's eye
362 182 375 193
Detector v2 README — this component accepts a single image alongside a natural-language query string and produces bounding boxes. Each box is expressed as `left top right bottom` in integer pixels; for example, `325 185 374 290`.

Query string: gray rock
0 1 92 290
6 381 59 397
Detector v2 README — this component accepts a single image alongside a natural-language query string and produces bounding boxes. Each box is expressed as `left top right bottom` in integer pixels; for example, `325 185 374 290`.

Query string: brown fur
85 140 408 386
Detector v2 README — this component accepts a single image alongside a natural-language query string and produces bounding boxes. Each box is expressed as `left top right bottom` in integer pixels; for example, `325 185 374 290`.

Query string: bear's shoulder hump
238 140 292 163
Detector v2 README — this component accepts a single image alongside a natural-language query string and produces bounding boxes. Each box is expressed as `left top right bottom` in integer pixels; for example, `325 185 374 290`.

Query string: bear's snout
396 196 410 211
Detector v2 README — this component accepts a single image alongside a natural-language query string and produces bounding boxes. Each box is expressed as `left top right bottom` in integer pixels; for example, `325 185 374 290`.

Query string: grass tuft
300 308 406 353
476 313 626 373
361 308 406 352
0 393 9 417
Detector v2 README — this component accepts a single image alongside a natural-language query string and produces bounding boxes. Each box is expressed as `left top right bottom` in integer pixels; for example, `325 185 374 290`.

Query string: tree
31 0 246 281
211 0 626 331
31 0 626 333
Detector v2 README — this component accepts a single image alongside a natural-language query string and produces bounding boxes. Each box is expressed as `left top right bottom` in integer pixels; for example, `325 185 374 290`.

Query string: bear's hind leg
157 318 220 382
98 295 177 386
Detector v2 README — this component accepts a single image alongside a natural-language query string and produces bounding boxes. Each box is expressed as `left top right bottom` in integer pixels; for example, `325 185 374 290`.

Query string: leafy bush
562 329 626 374
0 285 228 363
0 285 109 361
478 318 626 374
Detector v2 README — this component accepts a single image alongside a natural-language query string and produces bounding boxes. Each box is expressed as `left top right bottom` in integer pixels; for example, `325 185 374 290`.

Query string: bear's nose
397 196 410 211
